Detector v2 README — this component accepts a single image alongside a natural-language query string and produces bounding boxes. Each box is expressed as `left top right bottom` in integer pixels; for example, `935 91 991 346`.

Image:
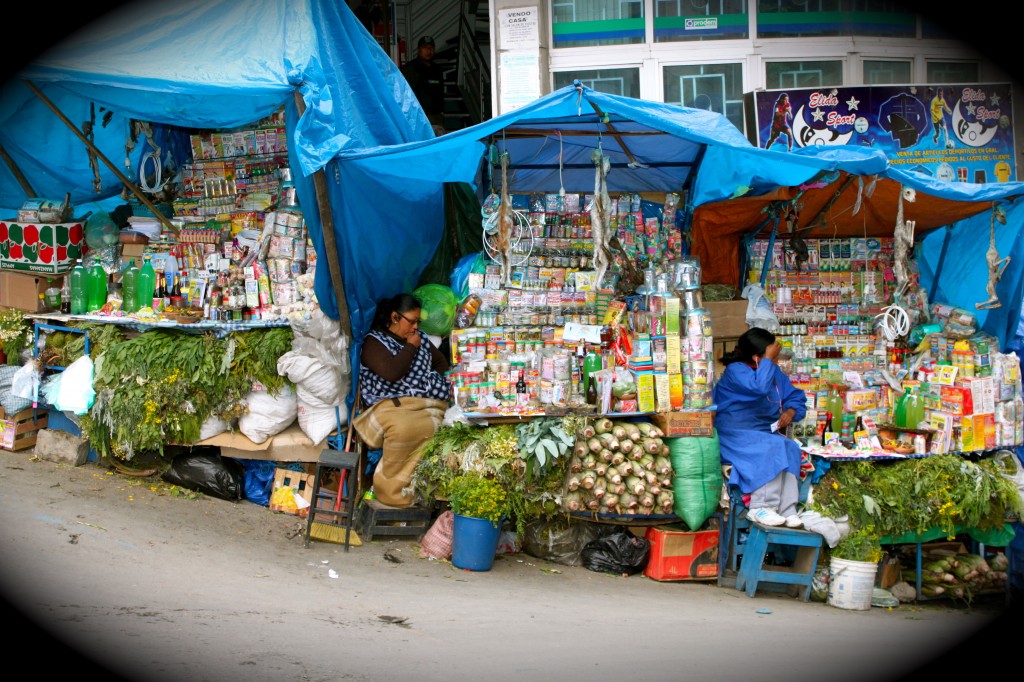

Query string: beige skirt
353 396 447 507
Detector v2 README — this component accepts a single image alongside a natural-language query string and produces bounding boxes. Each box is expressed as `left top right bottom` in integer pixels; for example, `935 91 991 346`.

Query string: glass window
653 0 748 43
765 60 844 88
552 0 645 48
663 63 745 132
862 60 912 84
756 0 915 39
926 62 979 83
554 69 641 98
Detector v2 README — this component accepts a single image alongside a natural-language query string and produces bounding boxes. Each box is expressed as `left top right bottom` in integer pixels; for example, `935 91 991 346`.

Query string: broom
308 402 363 546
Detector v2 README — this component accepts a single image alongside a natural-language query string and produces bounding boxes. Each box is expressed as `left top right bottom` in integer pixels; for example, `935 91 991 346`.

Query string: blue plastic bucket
452 514 502 571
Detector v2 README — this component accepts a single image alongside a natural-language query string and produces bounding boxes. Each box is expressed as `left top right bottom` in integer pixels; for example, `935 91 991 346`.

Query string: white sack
238 386 297 444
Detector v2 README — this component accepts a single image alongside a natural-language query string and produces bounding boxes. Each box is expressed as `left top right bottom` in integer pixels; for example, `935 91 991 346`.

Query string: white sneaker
747 507 786 526
785 515 803 528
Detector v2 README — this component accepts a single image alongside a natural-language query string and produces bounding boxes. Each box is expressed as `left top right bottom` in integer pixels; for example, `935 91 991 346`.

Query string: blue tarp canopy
693 145 1024 347
0 0 437 371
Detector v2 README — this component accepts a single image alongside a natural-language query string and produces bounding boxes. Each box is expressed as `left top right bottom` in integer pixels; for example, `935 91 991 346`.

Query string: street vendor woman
712 327 807 528
353 293 451 507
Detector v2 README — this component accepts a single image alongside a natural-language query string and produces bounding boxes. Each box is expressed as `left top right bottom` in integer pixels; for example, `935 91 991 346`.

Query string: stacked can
676 258 714 408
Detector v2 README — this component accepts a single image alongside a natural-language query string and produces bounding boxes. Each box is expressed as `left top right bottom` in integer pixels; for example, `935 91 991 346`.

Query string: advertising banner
753 84 1015 183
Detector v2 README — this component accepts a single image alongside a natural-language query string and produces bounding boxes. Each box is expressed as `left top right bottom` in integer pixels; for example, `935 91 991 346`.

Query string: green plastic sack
412 283 457 337
667 430 723 531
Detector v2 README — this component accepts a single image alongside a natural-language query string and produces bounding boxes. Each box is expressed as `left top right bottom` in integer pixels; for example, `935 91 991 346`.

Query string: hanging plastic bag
53 355 96 415
449 251 486 301
10 360 41 402
741 282 779 331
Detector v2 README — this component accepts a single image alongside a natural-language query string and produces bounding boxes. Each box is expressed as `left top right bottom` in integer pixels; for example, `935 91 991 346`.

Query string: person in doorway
352 293 451 507
401 35 446 134
764 92 794 151
712 327 807 528
931 87 952 147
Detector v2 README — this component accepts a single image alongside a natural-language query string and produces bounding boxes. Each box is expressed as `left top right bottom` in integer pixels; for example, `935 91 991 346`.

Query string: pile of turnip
919 551 1009 600
562 418 675 515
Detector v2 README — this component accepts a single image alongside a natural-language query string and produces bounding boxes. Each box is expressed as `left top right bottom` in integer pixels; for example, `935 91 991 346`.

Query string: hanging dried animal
480 151 534 285
590 149 613 290
976 203 1010 310
892 186 917 299
783 206 809 271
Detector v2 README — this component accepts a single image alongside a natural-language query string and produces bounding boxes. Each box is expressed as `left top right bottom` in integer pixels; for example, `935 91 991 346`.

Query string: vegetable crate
643 523 719 581
0 407 48 451
0 220 84 274
269 466 315 518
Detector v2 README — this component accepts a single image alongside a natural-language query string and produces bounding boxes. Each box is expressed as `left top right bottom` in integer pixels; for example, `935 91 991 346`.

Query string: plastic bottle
69 260 87 315
122 259 139 313
137 254 156 312
823 385 844 430
903 387 926 430
454 293 482 329
582 347 601 400
60 276 71 314
892 390 908 428
86 262 107 311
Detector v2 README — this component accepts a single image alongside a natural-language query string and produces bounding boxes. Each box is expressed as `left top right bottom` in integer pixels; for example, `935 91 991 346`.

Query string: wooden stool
304 448 360 551
736 520 822 601
354 498 432 542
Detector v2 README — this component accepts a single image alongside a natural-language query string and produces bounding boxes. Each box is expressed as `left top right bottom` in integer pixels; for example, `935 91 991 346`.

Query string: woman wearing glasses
713 327 807 528
353 293 451 507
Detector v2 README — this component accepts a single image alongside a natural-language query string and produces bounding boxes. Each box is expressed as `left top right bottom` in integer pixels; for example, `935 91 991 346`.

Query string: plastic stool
718 487 751 587
304 448 360 551
736 520 822 601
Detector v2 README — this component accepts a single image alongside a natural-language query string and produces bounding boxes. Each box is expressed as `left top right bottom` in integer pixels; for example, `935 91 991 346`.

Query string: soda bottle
59 276 71 314
582 347 601 399
69 259 87 314
86 262 108 311
137 254 156 311
903 387 925 430
122 259 139 313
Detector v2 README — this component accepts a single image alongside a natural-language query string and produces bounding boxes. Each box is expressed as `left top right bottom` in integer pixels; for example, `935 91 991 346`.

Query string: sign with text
753 84 1016 183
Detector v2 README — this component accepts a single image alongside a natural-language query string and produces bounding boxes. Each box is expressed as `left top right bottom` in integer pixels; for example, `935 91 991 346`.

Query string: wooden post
292 90 351 338
0 142 36 197
23 80 178 236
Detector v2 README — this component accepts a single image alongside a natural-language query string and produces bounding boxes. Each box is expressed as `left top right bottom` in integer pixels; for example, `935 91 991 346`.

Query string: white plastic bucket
827 557 877 610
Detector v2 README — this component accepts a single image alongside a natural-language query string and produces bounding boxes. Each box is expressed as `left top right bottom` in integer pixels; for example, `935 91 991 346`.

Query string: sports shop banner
753 84 1015 183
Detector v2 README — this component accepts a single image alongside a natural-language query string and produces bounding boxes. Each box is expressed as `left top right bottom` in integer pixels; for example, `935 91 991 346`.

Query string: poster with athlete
752 83 1015 183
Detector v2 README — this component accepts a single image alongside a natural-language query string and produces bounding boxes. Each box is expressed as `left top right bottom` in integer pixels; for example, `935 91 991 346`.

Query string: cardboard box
643 524 719 581
637 372 655 413
706 299 748 338
0 270 64 311
650 410 714 437
0 220 84 273
121 243 147 260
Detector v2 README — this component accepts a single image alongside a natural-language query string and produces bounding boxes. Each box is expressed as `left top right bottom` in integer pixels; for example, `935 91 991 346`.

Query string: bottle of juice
137 254 156 311
86 262 108 311
122 259 139 313
824 384 844 430
582 347 601 400
69 260 87 314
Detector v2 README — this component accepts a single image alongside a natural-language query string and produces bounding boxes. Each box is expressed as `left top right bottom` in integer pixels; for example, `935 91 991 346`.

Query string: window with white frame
552 0 646 48
765 60 844 88
663 63 745 132
926 61 979 83
554 68 641 97
863 60 912 84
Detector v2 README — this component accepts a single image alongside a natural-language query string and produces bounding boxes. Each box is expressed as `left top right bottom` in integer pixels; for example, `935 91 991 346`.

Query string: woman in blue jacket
713 327 807 527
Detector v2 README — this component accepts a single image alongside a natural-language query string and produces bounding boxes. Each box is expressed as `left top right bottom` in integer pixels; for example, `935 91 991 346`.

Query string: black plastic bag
580 530 651 576
161 450 245 502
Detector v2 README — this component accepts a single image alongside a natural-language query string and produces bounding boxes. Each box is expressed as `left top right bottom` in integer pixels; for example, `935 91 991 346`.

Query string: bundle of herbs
411 415 586 538
82 327 293 463
811 454 1023 551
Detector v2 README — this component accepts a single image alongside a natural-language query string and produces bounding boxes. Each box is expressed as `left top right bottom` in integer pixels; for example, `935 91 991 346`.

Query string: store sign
498 6 539 49
685 17 718 30
753 84 1016 183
